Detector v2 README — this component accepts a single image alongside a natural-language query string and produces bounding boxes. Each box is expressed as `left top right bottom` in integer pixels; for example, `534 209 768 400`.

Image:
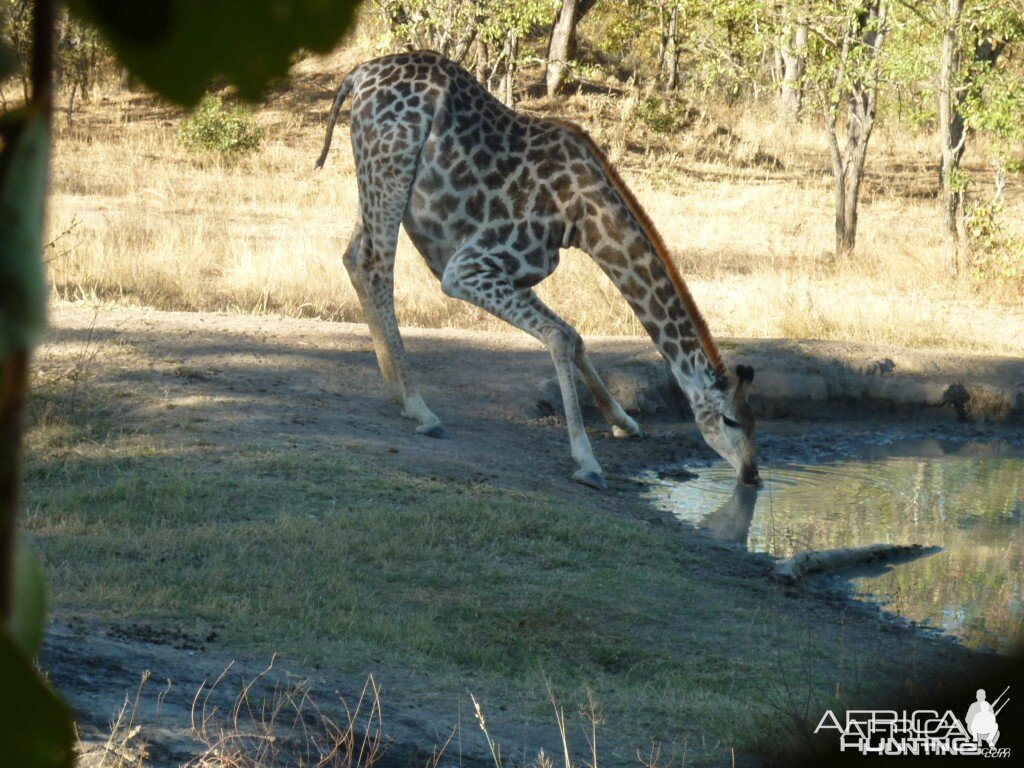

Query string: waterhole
640 437 1024 652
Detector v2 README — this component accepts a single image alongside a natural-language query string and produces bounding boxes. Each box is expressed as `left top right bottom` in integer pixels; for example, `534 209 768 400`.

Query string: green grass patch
22 398 910 761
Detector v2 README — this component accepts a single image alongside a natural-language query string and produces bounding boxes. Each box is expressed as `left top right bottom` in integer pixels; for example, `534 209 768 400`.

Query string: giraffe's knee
544 325 583 360
440 259 477 301
344 244 373 274
571 336 589 364
439 267 461 299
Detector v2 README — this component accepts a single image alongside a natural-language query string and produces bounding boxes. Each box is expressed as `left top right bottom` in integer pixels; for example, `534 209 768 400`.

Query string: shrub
635 95 685 134
967 201 1024 296
178 95 264 154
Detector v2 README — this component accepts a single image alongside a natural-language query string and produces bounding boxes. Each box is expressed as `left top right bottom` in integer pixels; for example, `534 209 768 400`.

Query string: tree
2 2 109 121
546 0 598 96
778 5 808 121
376 0 480 62
810 0 889 256
657 0 681 89
379 0 552 106
935 0 1018 274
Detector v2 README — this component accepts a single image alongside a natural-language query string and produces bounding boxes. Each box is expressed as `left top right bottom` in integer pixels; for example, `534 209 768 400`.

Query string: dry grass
187 662 391 768
77 671 152 768
44 42 1024 356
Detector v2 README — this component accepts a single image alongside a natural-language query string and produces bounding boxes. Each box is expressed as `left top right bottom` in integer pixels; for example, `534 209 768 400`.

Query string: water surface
641 438 1024 652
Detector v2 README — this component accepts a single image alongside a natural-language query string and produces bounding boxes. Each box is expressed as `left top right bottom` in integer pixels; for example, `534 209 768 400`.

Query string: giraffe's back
346 51 596 288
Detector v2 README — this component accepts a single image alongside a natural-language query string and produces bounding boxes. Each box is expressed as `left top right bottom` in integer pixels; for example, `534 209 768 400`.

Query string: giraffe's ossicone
316 51 760 488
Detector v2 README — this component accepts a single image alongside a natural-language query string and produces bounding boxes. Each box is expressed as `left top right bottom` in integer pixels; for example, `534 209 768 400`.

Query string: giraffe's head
691 364 759 486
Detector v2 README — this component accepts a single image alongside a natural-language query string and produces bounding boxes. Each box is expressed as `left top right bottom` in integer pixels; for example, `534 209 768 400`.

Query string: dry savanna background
33 7 1024 355
5 1 1024 766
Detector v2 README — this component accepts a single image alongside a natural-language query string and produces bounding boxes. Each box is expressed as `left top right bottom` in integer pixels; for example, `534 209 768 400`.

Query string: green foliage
178 94 264 155
966 200 1024 295
963 65 1024 172
475 0 554 47
880 8 939 129
0 38 13 78
65 0 362 105
375 0 555 73
0 60 72 768
635 94 683 133
10 539 47 657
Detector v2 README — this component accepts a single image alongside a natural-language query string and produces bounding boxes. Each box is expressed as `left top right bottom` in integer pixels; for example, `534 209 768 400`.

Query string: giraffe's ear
734 365 754 401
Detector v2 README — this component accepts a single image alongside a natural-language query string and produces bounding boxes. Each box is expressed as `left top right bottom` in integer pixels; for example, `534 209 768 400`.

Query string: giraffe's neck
578 186 722 400
550 120 726 400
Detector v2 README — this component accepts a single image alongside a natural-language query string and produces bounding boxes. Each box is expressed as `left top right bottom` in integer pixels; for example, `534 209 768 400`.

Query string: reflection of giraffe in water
699 485 759 544
316 50 760 488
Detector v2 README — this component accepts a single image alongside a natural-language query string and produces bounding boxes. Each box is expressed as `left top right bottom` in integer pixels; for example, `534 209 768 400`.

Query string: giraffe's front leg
573 346 644 439
441 253 606 489
546 330 607 490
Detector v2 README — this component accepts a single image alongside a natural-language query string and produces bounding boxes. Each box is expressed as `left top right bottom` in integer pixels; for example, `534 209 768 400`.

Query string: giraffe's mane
544 117 726 377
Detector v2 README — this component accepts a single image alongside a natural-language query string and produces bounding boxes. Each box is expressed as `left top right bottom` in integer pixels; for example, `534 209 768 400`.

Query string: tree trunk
546 0 580 97
938 0 967 275
474 38 489 84
545 0 597 97
665 6 680 91
936 0 1004 277
822 1 887 258
500 31 518 107
778 20 807 122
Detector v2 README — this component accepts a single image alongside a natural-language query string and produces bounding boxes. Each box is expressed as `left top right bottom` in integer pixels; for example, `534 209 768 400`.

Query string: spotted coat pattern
316 51 759 487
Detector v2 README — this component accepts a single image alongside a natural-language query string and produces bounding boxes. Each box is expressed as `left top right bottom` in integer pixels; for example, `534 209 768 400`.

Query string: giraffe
316 51 759 489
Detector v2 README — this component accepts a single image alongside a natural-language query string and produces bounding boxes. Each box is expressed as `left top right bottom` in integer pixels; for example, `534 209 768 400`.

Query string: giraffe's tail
314 70 357 170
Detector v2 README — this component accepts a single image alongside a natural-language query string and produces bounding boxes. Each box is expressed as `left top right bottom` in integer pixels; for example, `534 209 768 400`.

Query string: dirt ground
34 302 1020 767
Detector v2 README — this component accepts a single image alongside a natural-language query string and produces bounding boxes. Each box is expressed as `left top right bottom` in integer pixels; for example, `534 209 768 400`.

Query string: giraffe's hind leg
343 221 400 402
441 250 608 488
345 152 444 439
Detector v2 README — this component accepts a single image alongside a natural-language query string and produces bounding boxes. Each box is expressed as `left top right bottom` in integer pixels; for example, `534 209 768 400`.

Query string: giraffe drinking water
316 51 759 489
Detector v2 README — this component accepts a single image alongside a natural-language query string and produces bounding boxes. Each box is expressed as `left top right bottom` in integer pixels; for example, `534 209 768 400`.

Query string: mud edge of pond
539 338 1024 424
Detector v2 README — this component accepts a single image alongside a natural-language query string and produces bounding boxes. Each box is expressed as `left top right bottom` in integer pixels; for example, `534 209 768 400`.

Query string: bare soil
36 302 1017 767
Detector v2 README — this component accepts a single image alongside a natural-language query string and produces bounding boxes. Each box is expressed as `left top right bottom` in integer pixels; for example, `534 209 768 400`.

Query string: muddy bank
541 338 1024 424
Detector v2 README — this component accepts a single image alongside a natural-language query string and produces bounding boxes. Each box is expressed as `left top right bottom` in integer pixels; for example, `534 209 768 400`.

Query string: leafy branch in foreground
1 3 366 767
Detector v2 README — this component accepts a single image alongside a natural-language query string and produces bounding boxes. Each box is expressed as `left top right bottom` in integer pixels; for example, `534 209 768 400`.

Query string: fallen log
773 543 940 584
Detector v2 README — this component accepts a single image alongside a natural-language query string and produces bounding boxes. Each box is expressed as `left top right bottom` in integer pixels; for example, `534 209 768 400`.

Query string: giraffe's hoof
573 469 607 490
612 423 644 439
417 423 448 439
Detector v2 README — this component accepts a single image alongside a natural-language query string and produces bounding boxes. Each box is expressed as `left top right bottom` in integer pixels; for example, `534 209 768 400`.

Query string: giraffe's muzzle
740 464 762 487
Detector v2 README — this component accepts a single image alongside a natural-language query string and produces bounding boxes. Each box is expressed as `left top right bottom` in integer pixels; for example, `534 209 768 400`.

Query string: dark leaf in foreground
66 0 362 105
0 630 75 768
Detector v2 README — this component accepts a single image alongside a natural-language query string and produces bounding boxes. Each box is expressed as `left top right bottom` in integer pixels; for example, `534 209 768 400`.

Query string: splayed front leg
573 346 643 439
441 252 607 489
401 391 446 438
549 333 607 490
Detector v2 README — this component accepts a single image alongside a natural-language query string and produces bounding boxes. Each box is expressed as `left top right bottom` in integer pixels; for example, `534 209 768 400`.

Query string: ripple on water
640 443 1024 653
